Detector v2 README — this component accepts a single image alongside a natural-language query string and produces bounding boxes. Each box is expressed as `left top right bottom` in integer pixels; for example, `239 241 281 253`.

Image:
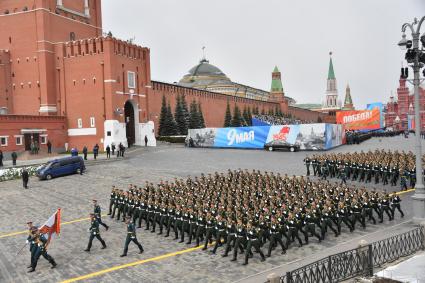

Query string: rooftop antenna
201 46 208 62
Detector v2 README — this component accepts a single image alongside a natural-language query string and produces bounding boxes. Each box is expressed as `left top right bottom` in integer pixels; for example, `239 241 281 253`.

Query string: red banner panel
336 109 381 130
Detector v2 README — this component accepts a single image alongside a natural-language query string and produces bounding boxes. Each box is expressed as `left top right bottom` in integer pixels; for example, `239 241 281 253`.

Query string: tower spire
328 51 335 80
342 83 354 110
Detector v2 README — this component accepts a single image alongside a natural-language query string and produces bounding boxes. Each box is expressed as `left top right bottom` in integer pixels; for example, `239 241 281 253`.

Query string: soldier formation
106 169 404 265
304 150 425 189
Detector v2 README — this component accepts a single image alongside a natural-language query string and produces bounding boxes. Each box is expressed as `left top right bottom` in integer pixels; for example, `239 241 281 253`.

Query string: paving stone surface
0 136 422 283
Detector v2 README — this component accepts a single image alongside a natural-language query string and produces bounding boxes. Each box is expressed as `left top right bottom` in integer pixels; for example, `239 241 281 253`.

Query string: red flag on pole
38 208 61 242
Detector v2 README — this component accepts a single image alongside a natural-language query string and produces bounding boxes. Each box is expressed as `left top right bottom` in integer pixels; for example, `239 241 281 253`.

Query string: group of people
253 114 311 126
71 142 126 160
25 199 145 272
105 169 403 265
304 150 424 189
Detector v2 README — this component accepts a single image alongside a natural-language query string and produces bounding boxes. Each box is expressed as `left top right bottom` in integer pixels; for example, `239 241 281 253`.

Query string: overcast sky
102 0 425 108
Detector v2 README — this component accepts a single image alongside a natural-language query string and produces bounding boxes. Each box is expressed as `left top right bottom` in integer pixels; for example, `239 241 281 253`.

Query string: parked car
264 140 300 152
37 156 85 180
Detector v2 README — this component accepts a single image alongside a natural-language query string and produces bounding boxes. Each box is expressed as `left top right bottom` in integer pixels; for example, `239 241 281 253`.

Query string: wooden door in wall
125 101 135 147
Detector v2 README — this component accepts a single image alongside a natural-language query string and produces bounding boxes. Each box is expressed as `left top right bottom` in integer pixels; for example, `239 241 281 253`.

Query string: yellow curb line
393 188 415 196
60 243 213 283
0 214 106 239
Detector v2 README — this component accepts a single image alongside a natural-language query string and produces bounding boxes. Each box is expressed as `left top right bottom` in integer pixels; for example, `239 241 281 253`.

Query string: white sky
102 0 425 108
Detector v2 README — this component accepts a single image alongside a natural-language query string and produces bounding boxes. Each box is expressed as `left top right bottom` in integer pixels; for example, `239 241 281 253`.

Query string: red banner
336 109 380 130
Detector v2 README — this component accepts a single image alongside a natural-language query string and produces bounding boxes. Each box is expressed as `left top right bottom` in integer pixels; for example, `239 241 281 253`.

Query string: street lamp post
399 16 425 223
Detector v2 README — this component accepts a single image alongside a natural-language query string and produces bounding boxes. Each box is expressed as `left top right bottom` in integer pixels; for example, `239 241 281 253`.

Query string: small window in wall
127 71 136 89
0 136 8 147
106 131 111 137
15 136 23 146
77 118 83 128
40 136 47 144
90 117 95 128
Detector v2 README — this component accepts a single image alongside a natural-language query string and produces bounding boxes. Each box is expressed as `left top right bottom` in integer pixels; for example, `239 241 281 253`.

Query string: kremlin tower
322 52 341 111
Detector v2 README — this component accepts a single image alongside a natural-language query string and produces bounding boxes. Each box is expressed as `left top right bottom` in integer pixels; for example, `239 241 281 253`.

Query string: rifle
16 242 28 256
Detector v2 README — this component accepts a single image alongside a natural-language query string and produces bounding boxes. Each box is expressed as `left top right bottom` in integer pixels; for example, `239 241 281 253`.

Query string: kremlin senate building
0 0 329 154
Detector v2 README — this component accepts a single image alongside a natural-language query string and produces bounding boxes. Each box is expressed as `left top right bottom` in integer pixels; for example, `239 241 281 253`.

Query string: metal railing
280 226 424 283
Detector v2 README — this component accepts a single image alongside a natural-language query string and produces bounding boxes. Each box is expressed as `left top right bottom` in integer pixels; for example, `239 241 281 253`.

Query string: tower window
127 71 136 89
70 32 76 41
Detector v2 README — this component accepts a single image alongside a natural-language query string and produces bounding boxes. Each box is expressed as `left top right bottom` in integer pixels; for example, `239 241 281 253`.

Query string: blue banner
214 126 270 148
187 123 344 150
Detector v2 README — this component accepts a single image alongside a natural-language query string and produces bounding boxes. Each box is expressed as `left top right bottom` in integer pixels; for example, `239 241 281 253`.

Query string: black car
264 140 300 152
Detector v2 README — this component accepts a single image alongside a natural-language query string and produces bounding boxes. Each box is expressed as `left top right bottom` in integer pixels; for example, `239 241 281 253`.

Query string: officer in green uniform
243 222 266 265
120 217 144 257
84 213 107 252
93 199 109 231
266 218 286 257
28 228 57 272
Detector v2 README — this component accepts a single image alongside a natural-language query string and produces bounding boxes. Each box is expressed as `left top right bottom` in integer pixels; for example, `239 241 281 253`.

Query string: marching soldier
320 205 339 239
85 213 107 252
286 213 303 247
210 216 227 254
304 157 311 176
303 208 322 244
28 228 57 272
391 194 404 218
361 196 376 225
266 218 286 257
243 222 266 265
107 186 116 215
120 217 144 257
230 220 246 262
351 199 365 229
93 199 109 231
380 194 393 222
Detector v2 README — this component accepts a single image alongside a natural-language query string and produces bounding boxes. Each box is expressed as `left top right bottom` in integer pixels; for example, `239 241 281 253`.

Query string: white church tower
322 52 341 110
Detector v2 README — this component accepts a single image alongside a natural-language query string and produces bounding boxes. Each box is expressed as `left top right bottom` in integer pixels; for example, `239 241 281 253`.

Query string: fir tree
198 102 206 128
181 95 190 130
224 101 232 127
242 107 250 127
268 108 274 116
231 104 242 127
158 95 168 136
247 107 253 126
261 108 266 115
175 94 188 135
166 102 178 136
253 106 259 115
275 106 281 117
189 100 199 129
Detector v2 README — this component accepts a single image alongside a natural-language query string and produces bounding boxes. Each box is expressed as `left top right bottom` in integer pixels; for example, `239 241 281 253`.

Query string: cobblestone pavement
0 136 422 283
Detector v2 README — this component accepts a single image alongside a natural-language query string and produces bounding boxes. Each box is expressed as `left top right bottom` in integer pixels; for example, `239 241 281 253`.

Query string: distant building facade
0 0 329 154
385 68 425 131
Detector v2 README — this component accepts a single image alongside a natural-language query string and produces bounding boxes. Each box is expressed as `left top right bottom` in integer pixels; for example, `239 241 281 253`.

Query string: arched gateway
124 101 136 147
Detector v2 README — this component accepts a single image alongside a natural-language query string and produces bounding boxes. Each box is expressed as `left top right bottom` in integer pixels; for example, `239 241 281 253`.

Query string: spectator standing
111 143 116 155
47 140 52 154
34 140 39 154
82 146 88 160
93 144 99 160
71 147 78 157
11 151 17 166
0 150 3 167
22 168 29 189
106 145 111 159
144 135 148 147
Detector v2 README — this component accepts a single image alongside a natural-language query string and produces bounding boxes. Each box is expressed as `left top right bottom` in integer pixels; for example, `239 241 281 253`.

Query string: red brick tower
0 0 102 116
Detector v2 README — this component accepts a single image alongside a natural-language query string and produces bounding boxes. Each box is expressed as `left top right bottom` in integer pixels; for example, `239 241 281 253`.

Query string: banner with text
187 123 344 150
336 109 381 130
